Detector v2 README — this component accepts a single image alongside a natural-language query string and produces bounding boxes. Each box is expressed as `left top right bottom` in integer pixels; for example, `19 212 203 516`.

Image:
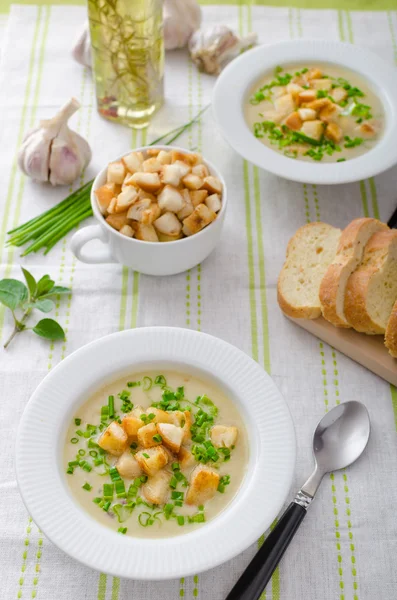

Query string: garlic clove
18 127 52 182
72 21 92 68
163 0 202 50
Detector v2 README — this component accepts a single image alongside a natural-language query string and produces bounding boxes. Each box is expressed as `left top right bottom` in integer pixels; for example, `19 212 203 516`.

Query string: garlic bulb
18 98 92 186
72 21 92 68
163 0 202 50
189 25 257 75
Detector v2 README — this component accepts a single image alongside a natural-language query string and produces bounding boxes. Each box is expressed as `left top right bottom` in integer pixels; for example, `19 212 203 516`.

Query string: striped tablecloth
1 2 396 600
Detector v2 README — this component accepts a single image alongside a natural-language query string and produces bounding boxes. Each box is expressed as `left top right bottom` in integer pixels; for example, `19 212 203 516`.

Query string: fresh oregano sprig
0 267 70 349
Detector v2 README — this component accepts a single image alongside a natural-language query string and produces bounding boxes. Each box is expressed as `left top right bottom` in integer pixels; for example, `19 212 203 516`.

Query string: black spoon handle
225 501 307 600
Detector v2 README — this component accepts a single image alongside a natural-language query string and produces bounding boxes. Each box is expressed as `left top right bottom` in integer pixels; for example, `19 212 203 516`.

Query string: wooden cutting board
288 316 397 386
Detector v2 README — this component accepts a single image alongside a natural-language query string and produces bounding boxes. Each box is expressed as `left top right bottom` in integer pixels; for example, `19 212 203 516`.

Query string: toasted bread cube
331 87 348 104
119 224 135 238
154 212 182 237
170 410 192 442
149 408 173 424
142 470 171 505
137 189 156 202
137 422 162 448
106 197 117 215
205 193 222 213
286 82 303 95
95 183 116 214
182 174 204 190
171 150 200 166
107 161 126 185
161 164 184 187
106 213 129 231
141 203 161 225
306 98 332 111
190 189 208 207
319 104 342 124
127 198 151 221
210 425 238 448
357 122 376 137
274 93 295 116
297 89 316 105
157 423 184 453
177 446 196 469
311 78 332 91
98 421 128 456
202 176 222 195
192 164 209 178
116 451 142 478
122 409 145 438
301 120 324 141
271 86 286 98
130 172 161 193
146 148 161 157
284 111 302 131
298 108 317 121
157 150 172 165
177 190 195 220
173 160 192 177
134 223 159 242
122 151 144 173
261 110 283 124
115 187 139 212
157 185 184 213
325 122 343 143
142 157 162 173
307 67 323 80
158 232 184 242
183 204 216 236
135 446 169 476
186 465 220 506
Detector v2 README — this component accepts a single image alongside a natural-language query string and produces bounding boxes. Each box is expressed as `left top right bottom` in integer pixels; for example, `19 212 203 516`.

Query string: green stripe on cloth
243 160 259 362
359 181 369 217
97 573 107 600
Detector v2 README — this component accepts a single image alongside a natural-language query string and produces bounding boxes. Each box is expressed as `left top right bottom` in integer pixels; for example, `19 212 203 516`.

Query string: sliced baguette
319 218 389 328
385 299 397 357
344 230 397 334
277 222 342 319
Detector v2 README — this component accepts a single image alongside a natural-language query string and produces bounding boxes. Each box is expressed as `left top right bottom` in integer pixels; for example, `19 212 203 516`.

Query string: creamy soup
64 371 248 538
245 63 384 162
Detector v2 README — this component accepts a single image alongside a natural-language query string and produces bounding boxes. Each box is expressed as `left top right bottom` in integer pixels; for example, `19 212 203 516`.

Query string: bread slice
385 299 397 357
319 218 388 328
277 222 342 319
344 230 397 334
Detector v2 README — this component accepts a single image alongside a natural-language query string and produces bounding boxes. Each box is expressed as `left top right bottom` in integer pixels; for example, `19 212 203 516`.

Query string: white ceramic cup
70 146 227 276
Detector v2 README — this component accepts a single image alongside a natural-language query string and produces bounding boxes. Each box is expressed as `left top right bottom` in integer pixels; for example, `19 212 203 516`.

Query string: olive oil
88 0 164 129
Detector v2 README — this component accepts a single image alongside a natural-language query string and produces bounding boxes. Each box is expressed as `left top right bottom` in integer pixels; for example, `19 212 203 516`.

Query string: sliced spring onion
74 418 81 426
78 449 86 456
118 527 127 534
177 516 185 526
89 450 98 458
154 375 167 387
109 467 121 482
82 483 92 491
127 380 141 388
142 376 152 391
171 491 184 501
103 483 114 500
152 434 162 443
115 480 126 498
108 395 115 419
103 501 111 512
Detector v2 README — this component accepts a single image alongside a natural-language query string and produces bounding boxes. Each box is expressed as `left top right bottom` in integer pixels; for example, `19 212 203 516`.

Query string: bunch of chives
6 105 209 256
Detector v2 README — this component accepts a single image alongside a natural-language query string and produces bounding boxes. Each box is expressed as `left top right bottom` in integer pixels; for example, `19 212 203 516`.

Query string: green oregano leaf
29 299 55 313
40 285 71 298
0 279 28 310
36 275 55 297
21 267 37 298
33 318 65 341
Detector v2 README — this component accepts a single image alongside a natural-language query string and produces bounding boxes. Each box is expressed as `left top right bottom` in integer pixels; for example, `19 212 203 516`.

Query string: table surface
1 2 396 600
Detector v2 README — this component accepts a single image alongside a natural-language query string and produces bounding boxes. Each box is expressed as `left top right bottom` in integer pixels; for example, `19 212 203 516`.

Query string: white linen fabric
0 4 396 600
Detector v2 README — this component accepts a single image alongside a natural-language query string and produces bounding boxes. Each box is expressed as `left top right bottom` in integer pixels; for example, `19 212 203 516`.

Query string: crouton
157 185 184 213
177 190 195 220
311 79 332 91
261 110 283 124
146 148 161 157
134 223 159 242
122 409 145 438
170 410 192 442
319 104 342 124
186 465 220 506
142 157 162 173
274 93 295 116
98 421 128 456
300 120 324 141
157 150 171 165
286 82 304 95
137 423 162 448
116 451 142 478
106 213 129 231
325 122 343 143
173 160 192 178
190 190 208 207
307 67 323 80
137 189 157 203
210 425 238 448
177 446 196 469
115 187 139 212
192 164 209 178
141 203 161 226
183 204 216 236
154 212 182 237
106 197 117 215
205 193 222 213
298 108 317 121
119 224 135 238
95 183 116 214
130 172 162 193
122 151 144 173
157 423 184 453
127 198 151 221
171 150 200 166
135 446 169 476
107 161 126 185
357 122 376 137
297 90 317 105
284 111 302 131
142 470 171 505
158 232 183 242
271 86 286 98
182 174 204 190
306 98 332 111
331 87 348 104
150 408 173 424
161 164 184 187
202 176 222 195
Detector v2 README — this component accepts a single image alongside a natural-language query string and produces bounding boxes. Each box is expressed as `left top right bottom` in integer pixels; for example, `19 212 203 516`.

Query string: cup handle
70 225 117 264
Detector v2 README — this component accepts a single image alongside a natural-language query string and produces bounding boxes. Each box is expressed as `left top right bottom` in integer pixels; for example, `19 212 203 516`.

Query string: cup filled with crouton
16 326 295 579
70 146 227 276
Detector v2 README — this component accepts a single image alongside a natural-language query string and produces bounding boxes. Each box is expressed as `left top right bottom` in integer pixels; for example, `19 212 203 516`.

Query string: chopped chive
75 430 84 437
154 375 167 387
66 467 74 474
171 491 184 500
143 453 150 459
177 516 185 526
103 483 114 500
171 462 180 471
68 460 79 467
169 476 178 489
78 449 86 456
127 381 141 388
82 483 92 491
153 434 162 443
79 460 92 472
93 497 102 504
174 500 183 507
74 418 81 426
108 395 115 419
142 376 152 391
164 503 174 519
103 501 111 512
109 467 121 481
118 527 127 534
89 450 98 458
115 480 126 498
88 438 99 449
130 442 138 450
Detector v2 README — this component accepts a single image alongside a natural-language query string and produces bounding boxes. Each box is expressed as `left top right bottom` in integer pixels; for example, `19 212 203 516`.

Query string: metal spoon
226 401 371 600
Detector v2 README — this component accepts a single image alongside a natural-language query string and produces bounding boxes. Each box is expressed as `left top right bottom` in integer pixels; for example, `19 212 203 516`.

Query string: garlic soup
245 64 384 162
64 371 248 538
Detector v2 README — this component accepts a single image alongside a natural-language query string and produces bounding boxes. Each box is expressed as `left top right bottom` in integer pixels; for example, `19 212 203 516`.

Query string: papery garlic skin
72 21 92 68
163 0 202 50
189 25 257 75
18 98 92 186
